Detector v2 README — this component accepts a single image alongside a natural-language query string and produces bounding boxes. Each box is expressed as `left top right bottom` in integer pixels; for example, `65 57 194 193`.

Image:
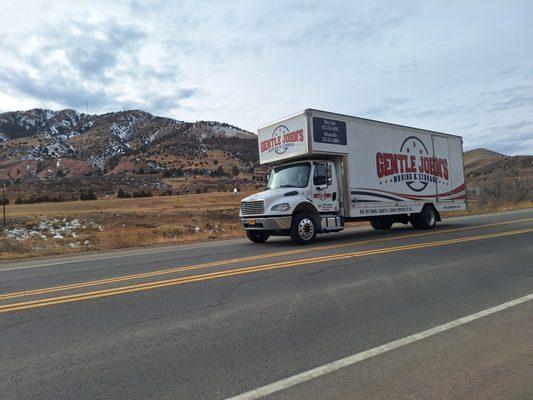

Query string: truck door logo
260 125 305 155
313 192 332 201
375 136 449 192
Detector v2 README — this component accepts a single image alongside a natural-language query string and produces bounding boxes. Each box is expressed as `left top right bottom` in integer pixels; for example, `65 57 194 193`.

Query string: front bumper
240 215 292 230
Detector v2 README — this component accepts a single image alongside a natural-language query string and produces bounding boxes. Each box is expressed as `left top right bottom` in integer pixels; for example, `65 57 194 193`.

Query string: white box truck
240 109 466 244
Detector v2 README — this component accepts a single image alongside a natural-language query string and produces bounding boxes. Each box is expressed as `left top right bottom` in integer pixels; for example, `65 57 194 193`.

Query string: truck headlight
271 203 290 212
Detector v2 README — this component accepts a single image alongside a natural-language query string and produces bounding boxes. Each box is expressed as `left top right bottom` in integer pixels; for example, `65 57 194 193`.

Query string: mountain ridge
0 108 258 181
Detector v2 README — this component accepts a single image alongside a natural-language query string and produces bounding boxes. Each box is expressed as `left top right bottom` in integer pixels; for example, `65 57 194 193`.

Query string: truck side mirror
325 164 333 187
314 175 327 186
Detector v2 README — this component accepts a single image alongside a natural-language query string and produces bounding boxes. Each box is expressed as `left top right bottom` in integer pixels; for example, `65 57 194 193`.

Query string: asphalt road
1 209 532 399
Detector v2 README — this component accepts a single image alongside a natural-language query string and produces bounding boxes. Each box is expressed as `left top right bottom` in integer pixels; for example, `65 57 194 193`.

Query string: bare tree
508 168 529 202
483 170 506 206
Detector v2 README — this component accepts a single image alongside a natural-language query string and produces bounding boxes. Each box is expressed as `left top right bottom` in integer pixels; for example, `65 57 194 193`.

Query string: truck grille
241 200 265 215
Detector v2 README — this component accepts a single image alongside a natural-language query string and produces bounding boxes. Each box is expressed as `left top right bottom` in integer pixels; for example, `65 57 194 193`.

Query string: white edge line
0 238 241 272
226 292 533 400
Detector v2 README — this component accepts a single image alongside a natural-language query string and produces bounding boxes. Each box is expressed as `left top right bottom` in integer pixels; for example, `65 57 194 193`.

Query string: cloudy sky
0 0 532 154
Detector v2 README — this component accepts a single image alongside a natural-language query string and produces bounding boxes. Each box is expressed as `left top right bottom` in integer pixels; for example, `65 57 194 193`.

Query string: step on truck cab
240 109 466 244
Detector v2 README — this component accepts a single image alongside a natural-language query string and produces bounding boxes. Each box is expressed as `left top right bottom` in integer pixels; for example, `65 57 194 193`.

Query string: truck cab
240 159 344 244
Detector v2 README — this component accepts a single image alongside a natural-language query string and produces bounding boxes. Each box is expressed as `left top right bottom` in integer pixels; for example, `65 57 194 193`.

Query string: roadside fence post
2 184 5 228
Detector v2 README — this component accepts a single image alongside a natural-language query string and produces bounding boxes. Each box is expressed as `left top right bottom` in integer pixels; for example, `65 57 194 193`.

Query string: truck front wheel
290 214 317 244
246 230 270 243
411 205 437 230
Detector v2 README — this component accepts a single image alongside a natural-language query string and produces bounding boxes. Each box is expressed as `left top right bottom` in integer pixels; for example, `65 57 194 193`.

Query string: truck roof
258 108 462 140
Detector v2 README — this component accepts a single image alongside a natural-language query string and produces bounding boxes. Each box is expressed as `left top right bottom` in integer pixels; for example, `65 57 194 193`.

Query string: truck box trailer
240 109 466 244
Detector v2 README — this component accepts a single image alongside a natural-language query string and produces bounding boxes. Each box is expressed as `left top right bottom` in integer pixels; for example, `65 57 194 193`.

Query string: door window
313 163 328 186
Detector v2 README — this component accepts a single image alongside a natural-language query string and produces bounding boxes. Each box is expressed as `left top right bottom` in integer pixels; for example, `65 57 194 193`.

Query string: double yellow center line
0 226 531 314
1 217 531 303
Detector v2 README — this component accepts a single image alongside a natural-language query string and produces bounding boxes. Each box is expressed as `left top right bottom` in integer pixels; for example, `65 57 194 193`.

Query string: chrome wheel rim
298 218 314 240
426 209 436 226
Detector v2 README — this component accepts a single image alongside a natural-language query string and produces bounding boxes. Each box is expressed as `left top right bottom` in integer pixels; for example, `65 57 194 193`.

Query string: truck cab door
312 161 339 213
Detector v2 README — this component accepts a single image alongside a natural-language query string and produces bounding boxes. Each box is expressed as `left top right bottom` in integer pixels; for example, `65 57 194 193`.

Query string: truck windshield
267 162 310 189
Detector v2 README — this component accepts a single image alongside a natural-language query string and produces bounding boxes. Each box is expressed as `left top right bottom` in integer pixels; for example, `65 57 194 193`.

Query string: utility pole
2 184 5 228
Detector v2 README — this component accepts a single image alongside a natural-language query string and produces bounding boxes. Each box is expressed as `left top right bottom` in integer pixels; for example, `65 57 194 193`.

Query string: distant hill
0 108 257 178
463 148 505 167
464 148 532 179
0 108 263 199
463 148 532 203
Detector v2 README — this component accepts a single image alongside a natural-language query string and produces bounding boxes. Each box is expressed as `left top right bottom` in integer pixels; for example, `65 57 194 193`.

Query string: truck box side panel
343 118 465 217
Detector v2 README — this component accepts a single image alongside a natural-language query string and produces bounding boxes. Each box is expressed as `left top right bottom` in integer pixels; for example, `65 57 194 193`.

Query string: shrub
132 190 153 198
117 188 132 198
213 165 225 176
13 195 67 204
79 190 97 201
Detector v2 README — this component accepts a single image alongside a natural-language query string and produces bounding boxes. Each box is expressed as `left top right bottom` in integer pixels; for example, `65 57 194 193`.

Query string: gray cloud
0 15 196 113
10 18 147 81
0 67 109 110
465 119 533 155
164 0 414 60
139 89 199 114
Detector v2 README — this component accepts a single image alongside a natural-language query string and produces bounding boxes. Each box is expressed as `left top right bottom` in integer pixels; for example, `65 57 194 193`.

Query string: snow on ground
110 112 151 142
2 218 101 247
144 131 158 145
212 125 253 138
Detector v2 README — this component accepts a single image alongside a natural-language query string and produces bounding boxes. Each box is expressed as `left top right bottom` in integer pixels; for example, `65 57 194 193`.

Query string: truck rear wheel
370 217 394 230
411 205 437 230
246 230 270 243
290 214 317 244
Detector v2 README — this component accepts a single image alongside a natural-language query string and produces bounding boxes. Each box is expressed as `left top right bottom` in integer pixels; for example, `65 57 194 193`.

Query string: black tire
411 205 437 230
290 214 317 244
370 217 394 230
246 230 270 243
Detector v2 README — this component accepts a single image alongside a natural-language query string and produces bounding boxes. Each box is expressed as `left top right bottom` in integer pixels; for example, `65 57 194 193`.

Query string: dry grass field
0 191 254 260
0 193 531 261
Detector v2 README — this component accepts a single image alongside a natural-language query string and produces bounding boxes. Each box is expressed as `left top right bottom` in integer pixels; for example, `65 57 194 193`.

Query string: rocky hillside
0 108 257 179
0 109 263 199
